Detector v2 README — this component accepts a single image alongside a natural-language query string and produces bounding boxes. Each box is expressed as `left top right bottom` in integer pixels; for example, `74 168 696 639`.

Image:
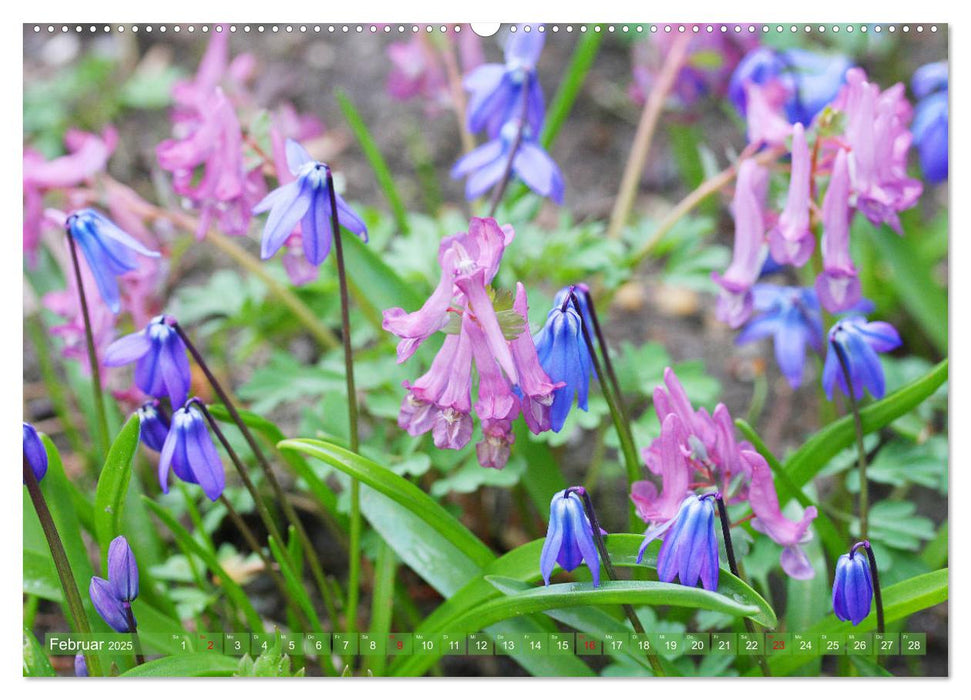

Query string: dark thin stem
579 287 629 425
171 322 339 628
569 293 641 528
65 228 110 455
219 493 313 632
571 487 665 677
856 541 885 635
486 75 532 218
323 168 362 638
24 459 102 677
123 606 145 665
714 495 771 677
832 339 869 538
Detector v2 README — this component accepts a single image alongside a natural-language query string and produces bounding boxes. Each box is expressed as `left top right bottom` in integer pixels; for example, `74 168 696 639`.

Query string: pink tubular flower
815 149 861 313
745 451 818 579
386 29 483 115
769 122 814 266
509 283 559 434
712 159 769 328
630 413 692 524
835 68 922 233
743 81 793 147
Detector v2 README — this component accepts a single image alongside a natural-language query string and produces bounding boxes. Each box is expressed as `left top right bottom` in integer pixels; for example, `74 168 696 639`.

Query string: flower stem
714 495 771 677
23 459 102 677
123 606 145 666
324 168 363 637
605 34 692 240
569 292 641 528
832 340 870 539
856 541 885 635
64 229 110 457
580 287 629 425
572 487 665 677
172 323 340 629
486 74 533 218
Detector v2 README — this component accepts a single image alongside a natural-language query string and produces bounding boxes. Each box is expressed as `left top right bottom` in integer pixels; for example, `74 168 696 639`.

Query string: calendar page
22 21 948 680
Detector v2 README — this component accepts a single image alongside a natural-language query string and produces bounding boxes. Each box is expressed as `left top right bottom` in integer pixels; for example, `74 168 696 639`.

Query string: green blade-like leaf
94 414 140 558
267 533 324 633
341 233 426 334
119 653 239 677
23 627 56 677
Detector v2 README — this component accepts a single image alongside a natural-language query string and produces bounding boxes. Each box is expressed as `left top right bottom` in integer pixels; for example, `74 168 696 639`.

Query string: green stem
123 606 145 666
64 228 110 456
23 460 102 677
714 495 770 677
832 339 870 538
541 30 604 150
573 487 664 677
605 33 692 240
324 167 363 638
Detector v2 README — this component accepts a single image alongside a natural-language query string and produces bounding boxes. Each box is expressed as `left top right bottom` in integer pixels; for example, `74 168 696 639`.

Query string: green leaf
857 501 935 552
267 534 324 632
760 569 947 676
23 627 56 677
541 30 604 150
341 233 426 334
120 653 239 677
848 436 947 493
848 655 894 676
779 360 948 505
23 549 62 602
94 415 141 558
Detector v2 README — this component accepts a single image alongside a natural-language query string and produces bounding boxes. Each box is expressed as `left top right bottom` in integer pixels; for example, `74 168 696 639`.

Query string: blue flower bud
540 488 600 587
22 422 48 483
832 547 873 626
89 576 133 633
107 536 139 602
137 401 170 453
638 494 720 591
75 653 88 677
533 292 595 432
158 402 225 502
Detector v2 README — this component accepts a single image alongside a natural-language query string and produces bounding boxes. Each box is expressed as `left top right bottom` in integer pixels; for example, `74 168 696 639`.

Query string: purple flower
104 316 192 408
23 422 48 483
822 316 902 401
712 159 769 327
66 209 160 314
832 545 873 625
107 536 139 602
768 122 814 266
464 25 545 137
158 402 226 501
89 576 134 633
533 291 594 432
815 149 861 313
911 62 948 184
736 285 823 388
834 68 923 232
540 488 600 587
253 139 368 266
746 451 817 579
74 654 88 677
637 494 720 591
137 401 170 453
451 119 564 203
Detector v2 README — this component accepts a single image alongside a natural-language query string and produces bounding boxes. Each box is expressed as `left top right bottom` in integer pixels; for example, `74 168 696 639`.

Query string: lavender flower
74 654 88 677
137 401 170 453
637 493 719 591
107 536 139 602
253 139 368 266
911 62 948 184
23 422 48 483
823 317 902 401
104 316 192 408
451 119 564 203
66 209 160 314
832 545 873 626
768 122 814 266
540 488 600 587
815 149 861 313
158 402 226 501
89 576 133 633
533 291 594 432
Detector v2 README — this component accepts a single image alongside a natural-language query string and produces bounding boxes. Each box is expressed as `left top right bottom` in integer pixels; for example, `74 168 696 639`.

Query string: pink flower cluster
715 67 923 327
386 28 483 115
383 217 560 469
631 368 817 579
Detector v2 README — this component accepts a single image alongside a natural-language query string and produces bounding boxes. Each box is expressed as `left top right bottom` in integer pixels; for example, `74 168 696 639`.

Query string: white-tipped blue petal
285 138 314 175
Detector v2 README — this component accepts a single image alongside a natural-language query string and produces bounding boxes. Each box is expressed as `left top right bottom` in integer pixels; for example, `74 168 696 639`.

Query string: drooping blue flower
253 139 368 267
729 47 852 126
107 536 139 602
832 545 873 626
75 653 88 677
637 494 720 591
158 402 225 501
451 119 564 203
23 422 48 483
465 25 546 137
532 294 594 432
540 488 600 587
89 576 134 633
136 400 170 453
66 209 160 314
104 316 192 408
911 62 948 184
822 316 902 401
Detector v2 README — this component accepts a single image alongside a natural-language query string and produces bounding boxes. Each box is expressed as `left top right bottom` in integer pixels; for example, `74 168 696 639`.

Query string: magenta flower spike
712 159 769 328
630 413 692 525
745 451 818 579
743 81 793 147
815 149 862 313
769 123 814 266
508 283 560 434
